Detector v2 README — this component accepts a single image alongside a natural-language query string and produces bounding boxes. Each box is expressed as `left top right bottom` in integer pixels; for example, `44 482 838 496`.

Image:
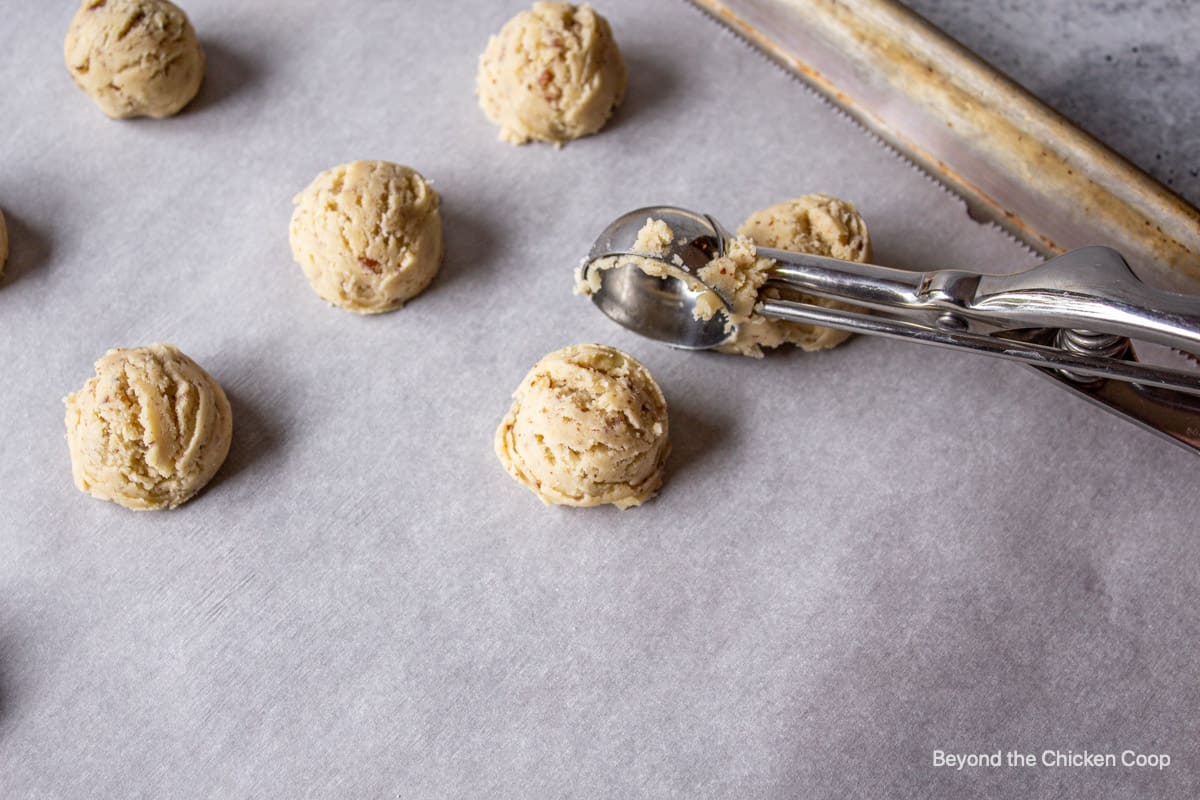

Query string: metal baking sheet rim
687 0 1200 294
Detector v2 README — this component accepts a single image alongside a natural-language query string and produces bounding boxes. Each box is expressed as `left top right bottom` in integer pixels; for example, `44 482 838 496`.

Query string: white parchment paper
1 1 1196 797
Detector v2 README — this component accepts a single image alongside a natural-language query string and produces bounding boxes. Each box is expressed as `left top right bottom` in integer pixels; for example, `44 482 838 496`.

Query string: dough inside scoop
577 200 872 358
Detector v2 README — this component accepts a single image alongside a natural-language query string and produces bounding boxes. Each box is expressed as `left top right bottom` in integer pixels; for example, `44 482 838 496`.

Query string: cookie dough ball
289 161 443 314
64 343 232 510
731 193 872 356
741 193 871 262
0 209 7 278
477 2 627 145
64 0 206 119
495 344 669 509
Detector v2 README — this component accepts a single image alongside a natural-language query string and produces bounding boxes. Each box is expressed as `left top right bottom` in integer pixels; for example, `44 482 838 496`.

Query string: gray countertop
903 0 1200 208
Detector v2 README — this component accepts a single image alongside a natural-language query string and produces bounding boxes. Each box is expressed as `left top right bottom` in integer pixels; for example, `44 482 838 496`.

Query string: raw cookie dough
575 200 872 358
495 343 669 509
631 217 674 255
733 193 872 356
64 343 233 510
289 161 443 314
696 235 777 326
695 230 859 359
573 216 694 295
477 2 626 145
575 216 763 321
0 209 7 277
64 0 206 119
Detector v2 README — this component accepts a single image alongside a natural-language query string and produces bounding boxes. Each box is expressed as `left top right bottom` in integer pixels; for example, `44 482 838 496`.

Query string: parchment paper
1 1 1196 798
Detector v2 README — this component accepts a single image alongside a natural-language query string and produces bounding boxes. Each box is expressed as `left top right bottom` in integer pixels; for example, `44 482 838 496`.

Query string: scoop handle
971 246 1200 352
760 245 1200 354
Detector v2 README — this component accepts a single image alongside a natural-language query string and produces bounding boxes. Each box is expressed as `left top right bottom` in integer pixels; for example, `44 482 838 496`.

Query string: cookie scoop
579 205 1200 454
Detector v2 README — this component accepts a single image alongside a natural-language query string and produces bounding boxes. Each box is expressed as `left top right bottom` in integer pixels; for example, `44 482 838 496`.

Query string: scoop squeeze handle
763 245 1200 355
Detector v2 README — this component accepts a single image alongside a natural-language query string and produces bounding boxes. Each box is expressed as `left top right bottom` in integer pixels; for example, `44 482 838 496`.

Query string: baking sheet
1 1 1197 797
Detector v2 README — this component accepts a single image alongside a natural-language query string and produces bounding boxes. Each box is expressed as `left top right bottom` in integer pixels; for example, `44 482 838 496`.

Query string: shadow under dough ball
0 209 7 277
64 343 233 510
64 0 205 119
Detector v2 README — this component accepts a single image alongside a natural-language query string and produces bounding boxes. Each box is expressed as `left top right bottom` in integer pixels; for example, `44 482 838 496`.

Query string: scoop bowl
583 206 735 350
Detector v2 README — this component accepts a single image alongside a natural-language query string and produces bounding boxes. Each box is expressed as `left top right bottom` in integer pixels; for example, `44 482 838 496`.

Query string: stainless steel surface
584 262 733 351
585 207 729 268
585 207 735 350
902 0 1200 209
1029 363 1200 453
686 0 1200 293
765 245 1200 354
586 206 1200 451
757 302 1200 397
1054 329 1129 384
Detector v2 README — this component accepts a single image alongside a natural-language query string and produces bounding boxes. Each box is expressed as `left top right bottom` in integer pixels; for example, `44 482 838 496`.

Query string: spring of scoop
1055 329 1130 384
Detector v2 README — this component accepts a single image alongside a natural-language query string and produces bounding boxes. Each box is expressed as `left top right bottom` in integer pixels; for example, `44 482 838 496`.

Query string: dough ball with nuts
740 193 871 263
728 193 873 356
477 2 626 145
64 343 233 510
64 0 206 119
495 344 670 509
289 161 443 314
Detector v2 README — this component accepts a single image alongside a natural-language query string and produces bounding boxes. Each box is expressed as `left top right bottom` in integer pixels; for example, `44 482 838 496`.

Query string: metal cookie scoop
583 206 1200 454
